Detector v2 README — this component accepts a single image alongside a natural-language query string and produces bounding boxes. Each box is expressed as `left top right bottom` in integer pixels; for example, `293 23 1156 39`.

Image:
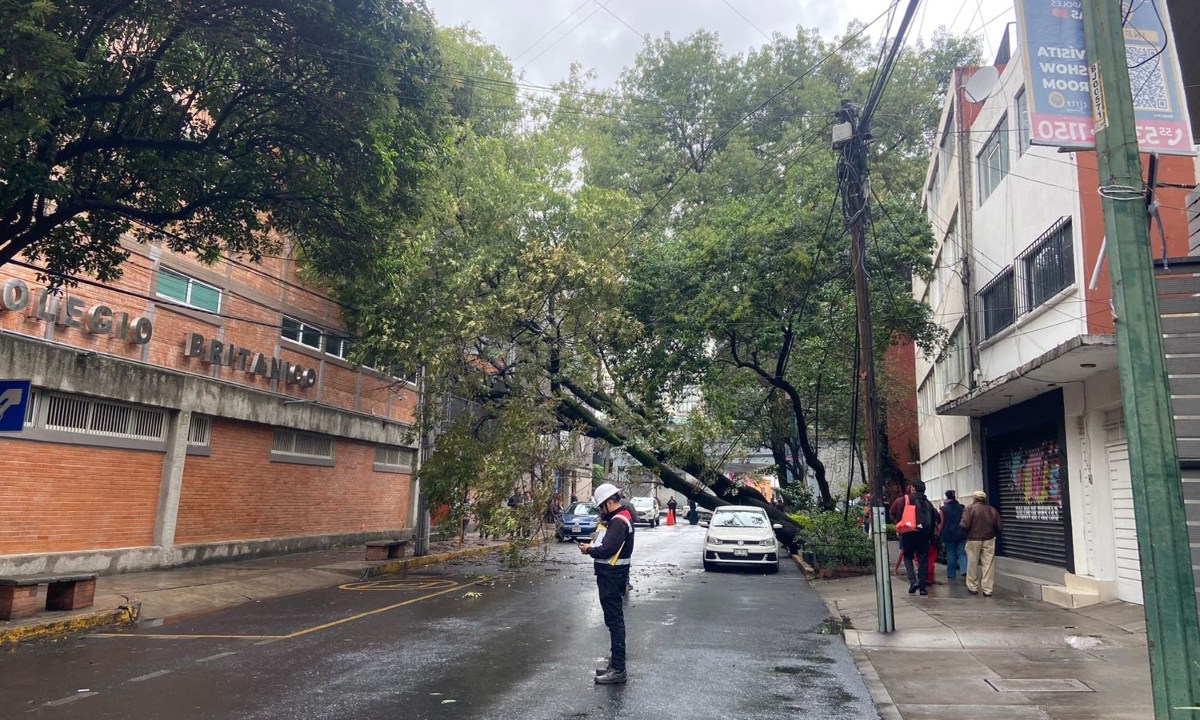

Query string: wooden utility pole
1081 1 1200 714
836 99 894 633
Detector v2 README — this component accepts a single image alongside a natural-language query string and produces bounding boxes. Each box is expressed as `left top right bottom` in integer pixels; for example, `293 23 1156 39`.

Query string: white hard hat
592 483 621 507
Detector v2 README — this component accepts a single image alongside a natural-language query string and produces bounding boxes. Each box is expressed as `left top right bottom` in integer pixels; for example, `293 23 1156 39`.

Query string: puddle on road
812 615 852 635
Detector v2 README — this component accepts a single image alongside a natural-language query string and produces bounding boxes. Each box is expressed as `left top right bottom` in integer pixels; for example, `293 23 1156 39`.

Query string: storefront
982 390 1074 572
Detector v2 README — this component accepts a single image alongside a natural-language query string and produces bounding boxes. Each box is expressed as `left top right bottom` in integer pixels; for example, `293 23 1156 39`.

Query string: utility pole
835 99 894 633
1081 1 1200 715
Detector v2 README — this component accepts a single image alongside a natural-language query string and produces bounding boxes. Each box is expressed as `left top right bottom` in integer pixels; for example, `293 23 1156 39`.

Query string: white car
701 506 781 573
629 496 660 527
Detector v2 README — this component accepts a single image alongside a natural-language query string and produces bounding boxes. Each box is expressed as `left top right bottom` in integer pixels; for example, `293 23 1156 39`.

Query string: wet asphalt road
0 523 876 720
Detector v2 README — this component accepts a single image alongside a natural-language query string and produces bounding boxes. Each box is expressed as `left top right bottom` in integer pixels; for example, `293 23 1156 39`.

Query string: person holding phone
579 482 635 685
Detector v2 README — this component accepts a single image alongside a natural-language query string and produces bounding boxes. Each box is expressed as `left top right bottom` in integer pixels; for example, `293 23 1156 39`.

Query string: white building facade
914 38 1197 607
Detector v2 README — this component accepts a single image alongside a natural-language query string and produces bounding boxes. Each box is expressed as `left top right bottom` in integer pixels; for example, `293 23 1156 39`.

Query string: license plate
733 549 748 557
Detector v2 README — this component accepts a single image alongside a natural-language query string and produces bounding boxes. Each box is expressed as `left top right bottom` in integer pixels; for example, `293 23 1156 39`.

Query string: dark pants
595 567 628 671
901 533 930 590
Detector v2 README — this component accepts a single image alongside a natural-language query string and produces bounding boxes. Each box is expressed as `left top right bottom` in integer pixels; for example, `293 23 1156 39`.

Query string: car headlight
708 537 723 545
760 538 776 546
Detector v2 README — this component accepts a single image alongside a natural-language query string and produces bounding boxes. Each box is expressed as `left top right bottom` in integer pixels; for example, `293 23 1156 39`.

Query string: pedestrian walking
891 480 937 595
960 490 1004 597
579 483 635 685
939 490 968 582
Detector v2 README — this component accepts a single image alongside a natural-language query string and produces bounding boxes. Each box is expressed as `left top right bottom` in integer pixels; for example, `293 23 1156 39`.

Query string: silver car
701 506 781 572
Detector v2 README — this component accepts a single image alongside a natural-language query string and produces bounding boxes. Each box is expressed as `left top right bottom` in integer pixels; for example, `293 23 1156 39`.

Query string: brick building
0 237 419 576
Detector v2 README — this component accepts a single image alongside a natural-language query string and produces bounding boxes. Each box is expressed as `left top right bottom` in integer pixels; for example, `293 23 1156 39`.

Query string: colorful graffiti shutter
993 431 1069 568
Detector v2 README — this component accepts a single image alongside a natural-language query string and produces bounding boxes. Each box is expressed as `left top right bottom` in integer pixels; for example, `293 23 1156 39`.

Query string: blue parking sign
0 380 32 432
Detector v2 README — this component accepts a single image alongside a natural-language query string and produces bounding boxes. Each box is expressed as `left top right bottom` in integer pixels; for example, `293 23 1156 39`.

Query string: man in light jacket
960 490 1004 597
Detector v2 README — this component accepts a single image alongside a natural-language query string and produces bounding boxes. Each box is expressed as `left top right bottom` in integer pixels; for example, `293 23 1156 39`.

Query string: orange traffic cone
666 509 675 525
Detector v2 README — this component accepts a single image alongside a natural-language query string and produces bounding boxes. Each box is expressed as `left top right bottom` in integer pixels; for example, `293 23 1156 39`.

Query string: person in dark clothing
890 480 937 595
938 490 968 581
580 483 635 685
685 498 699 525
666 496 677 524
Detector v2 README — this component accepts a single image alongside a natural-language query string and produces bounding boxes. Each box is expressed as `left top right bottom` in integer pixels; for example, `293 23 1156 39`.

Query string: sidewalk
0 535 511 647
809 572 1152 720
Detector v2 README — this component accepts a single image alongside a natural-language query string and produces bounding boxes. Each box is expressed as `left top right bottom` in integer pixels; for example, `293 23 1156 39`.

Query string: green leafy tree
0 0 445 282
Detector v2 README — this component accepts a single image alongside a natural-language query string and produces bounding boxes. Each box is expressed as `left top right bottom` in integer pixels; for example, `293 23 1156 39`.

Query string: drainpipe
956 76 981 388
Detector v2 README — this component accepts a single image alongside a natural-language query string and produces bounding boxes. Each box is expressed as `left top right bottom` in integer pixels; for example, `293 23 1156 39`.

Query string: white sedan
701 506 781 573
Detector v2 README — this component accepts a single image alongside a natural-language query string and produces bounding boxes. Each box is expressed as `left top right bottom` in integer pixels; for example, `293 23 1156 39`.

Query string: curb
364 541 515 577
0 602 141 648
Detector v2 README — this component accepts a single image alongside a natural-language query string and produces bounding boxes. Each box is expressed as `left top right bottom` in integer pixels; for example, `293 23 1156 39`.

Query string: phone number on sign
1034 118 1189 150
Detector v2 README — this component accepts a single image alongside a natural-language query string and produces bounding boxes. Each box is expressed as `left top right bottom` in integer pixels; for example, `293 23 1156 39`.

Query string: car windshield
565 503 599 516
630 498 653 510
712 509 768 527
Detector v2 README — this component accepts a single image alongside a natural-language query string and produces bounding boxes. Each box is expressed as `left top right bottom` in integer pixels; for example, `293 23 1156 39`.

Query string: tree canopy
0 0 445 281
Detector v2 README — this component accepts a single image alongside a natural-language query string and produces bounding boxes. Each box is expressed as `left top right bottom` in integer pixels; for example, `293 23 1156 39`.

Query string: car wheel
703 560 715 572
766 562 779 574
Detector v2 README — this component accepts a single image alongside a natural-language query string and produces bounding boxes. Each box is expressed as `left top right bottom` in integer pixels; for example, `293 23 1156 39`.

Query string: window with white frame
978 115 1010 203
374 444 416 473
918 375 937 419
281 316 322 350
1015 90 1031 156
271 428 335 465
938 327 967 396
1020 216 1074 311
156 267 222 313
326 333 353 360
935 215 960 311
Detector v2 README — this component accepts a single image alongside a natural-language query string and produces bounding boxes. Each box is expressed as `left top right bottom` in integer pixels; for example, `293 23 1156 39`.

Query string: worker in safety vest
579 482 635 684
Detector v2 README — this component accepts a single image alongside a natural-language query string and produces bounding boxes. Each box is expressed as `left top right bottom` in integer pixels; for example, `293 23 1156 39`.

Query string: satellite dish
964 66 1000 103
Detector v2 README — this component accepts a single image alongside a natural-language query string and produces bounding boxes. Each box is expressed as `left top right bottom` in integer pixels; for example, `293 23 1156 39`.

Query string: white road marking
196 651 237 663
128 670 172 683
44 692 97 706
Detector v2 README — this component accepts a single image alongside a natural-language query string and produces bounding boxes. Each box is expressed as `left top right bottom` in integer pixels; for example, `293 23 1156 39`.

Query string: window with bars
43 392 166 441
156 268 222 313
187 414 212 453
271 428 335 465
374 444 416 473
978 267 1016 341
281 316 322 350
1020 217 1075 310
978 115 1010 203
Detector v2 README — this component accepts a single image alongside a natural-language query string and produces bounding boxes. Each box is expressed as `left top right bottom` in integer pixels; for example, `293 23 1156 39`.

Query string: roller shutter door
991 430 1069 568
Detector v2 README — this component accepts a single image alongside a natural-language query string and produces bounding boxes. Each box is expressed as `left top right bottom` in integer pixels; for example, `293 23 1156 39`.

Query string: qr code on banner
1127 44 1171 112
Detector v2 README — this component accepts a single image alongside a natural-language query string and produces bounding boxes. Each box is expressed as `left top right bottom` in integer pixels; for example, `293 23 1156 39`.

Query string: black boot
594 669 627 684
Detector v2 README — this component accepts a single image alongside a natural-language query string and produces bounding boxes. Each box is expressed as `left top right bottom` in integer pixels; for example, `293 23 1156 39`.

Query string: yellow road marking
91 575 503 642
338 578 459 591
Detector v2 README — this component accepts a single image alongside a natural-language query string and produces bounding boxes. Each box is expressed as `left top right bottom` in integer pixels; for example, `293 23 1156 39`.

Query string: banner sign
1016 0 1193 155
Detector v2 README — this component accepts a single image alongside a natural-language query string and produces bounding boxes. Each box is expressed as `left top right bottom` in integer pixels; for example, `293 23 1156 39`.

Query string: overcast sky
423 0 1016 88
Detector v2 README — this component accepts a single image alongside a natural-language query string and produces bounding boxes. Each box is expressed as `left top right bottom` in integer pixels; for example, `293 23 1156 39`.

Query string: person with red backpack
580 483 635 684
890 480 938 595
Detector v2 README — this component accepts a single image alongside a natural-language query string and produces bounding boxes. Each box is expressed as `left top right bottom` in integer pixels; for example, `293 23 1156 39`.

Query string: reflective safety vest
592 508 634 567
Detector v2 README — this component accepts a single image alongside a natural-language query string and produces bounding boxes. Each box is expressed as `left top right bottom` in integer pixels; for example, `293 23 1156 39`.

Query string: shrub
796 511 874 570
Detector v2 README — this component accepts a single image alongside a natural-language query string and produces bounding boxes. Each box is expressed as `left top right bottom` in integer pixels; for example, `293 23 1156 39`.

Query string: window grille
188 415 212 447
1020 217 1074 310
43 393 166 441
374 444 416 471
272 428 334 462
978 268 1016 340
